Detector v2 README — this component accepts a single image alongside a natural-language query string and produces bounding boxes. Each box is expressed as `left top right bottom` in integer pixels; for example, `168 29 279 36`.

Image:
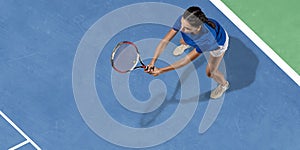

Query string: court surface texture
1 0 300 149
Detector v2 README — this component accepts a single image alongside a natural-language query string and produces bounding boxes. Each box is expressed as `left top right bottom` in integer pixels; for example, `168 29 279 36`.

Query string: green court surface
222 0 300 74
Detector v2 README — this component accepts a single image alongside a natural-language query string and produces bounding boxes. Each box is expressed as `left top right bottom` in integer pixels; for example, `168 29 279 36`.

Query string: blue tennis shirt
172 16 227 53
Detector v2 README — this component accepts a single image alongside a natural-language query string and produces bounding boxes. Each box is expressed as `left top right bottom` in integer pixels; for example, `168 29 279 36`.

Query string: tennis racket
111 41 148 73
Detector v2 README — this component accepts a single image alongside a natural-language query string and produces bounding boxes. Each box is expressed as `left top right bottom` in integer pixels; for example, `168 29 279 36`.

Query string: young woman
145 6 229 99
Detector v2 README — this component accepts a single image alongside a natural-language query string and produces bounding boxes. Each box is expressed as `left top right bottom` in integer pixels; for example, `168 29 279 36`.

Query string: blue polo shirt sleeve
172 16 181 31
207 19 227 46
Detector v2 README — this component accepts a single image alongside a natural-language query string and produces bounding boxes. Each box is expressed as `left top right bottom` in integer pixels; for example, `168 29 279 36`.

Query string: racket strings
112 43 139 73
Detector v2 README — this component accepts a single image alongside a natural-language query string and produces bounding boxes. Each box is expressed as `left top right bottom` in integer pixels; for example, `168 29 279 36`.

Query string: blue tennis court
1 0 300 149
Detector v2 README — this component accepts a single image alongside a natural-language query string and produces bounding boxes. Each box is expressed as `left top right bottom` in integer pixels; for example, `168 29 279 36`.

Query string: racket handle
144 66 155 72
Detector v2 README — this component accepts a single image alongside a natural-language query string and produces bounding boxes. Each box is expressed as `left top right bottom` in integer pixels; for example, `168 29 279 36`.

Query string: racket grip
144 65 155 72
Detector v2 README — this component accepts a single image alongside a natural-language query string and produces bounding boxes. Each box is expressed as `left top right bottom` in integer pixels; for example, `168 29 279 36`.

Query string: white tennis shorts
210 31 229 57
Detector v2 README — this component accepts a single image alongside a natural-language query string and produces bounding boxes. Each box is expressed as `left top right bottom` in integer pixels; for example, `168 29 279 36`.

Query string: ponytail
183 6 216 29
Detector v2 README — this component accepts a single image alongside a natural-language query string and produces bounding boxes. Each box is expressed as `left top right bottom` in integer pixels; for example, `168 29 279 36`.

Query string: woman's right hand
144 64 155 74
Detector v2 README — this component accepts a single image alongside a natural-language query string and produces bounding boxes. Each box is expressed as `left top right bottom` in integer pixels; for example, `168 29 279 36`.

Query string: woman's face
180 17 201 34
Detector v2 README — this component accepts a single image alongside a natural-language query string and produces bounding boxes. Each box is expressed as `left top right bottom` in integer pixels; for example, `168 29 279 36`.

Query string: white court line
210 0 300 86
0 111 41 150
9 140 30 150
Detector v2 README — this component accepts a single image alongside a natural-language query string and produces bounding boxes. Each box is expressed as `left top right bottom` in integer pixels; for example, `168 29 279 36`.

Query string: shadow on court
140 36 259 127
225 37 259 92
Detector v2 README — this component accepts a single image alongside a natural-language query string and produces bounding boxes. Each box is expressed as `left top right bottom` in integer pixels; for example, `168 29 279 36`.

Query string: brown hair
183 6 216 29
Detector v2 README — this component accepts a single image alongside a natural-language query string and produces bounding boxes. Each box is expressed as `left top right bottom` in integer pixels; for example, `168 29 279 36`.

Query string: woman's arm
149 29 178 65
151 48 200 76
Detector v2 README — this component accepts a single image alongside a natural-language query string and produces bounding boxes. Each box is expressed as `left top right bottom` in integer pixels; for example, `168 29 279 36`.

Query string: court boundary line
0 110 41 150
210 0 300 86
9 140 30 150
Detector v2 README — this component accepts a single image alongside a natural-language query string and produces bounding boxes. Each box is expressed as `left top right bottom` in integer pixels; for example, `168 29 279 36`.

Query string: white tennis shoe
173 44 191 56
210 81 229 99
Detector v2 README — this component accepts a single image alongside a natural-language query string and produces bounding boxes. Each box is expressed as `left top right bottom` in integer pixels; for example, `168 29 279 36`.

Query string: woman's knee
207 66 220 78
206 67 213 78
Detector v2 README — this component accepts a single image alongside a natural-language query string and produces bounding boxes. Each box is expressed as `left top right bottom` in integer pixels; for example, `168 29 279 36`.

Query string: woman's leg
180 38 186 45
206 53 227 85
206 53 229 99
